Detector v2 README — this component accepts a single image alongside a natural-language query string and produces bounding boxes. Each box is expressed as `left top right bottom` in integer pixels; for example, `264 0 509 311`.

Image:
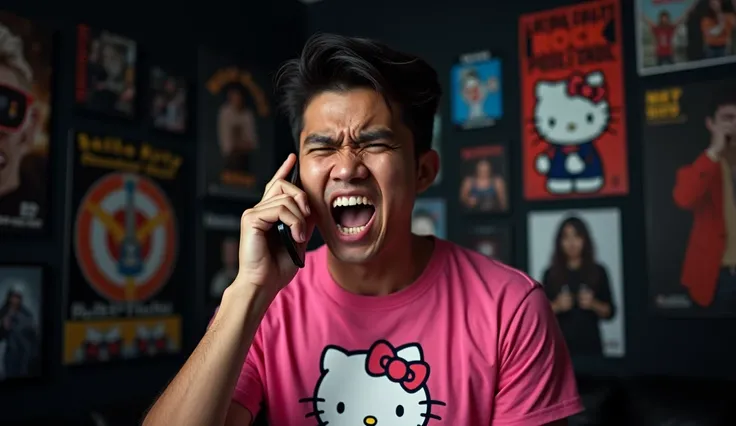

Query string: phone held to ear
275 158 305 268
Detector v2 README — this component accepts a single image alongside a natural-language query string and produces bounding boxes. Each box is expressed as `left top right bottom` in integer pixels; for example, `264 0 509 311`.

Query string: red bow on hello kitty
567 72 606 103
366 341 429 393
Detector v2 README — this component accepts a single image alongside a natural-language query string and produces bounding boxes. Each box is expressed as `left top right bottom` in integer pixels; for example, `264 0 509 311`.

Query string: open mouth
331 195 376 235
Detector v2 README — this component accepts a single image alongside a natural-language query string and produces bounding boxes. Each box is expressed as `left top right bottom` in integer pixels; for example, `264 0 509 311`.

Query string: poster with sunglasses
0 12 53 236
197 48 273 200
527 208 625 358
201 210 241 317
450 51 503 130
462 224 513 265
75 25 137 118
62 130 184 365
149 66 187 134
459 144 509 213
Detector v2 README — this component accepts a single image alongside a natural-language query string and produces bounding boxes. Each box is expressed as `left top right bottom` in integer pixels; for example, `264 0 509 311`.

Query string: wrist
219 282 276 328
706 147 721 162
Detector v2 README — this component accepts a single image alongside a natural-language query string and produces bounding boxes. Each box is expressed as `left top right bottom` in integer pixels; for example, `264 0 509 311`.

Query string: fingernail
300 232 306 242
305 204 311 215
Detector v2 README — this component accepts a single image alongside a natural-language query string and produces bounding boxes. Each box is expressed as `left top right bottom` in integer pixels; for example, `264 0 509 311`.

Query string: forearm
143 284 273 426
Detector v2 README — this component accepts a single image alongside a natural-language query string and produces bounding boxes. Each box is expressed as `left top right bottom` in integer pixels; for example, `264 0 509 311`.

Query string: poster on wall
201 210 240 314
519 0 629 201
0 264 43 382
63 131 184 365
75 25 137 117
527 208 625 358
644 80 736 316
0 11 53 236
149 66 187 134
432 114 442 185
197 48 273 200
459 144 509 213
411 198 446 239
450 51 502 130
462 224 512 265
636 0 736 76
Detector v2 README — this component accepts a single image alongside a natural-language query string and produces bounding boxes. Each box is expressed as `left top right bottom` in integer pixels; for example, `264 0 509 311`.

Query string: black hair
274 33 442 157
547 216 600 293
709 85 736 117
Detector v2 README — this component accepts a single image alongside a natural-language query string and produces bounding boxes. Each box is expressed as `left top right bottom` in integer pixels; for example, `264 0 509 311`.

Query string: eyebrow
303 128 395 147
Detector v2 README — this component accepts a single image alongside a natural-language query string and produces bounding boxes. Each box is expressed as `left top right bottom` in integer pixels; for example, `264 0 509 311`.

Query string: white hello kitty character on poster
301 340 445 426
533 70 610 194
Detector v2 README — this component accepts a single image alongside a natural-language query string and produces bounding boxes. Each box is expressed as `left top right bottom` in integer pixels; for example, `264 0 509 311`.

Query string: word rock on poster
644 80 736 316
0 11 53 235
63 131 184 365
636 0 736 75
411 198 446 239
459 144 509 213
75 25 137 118
450 51 503 130
527 208 625 358
202 210 240 313
462 224 512 265
519 0 629 201
197 48 273 200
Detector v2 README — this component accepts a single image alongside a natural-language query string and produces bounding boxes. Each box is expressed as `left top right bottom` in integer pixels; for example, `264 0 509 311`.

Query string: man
144 33 582 426
673 89 736 311
217 87 259 172
0 281 39 380
641 4 696 66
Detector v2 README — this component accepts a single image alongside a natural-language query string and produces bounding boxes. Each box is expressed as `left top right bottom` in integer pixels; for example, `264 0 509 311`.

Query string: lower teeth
337 225 366 235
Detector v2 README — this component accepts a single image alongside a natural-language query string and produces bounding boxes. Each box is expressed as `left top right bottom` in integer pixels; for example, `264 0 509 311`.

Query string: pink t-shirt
233 238 582 425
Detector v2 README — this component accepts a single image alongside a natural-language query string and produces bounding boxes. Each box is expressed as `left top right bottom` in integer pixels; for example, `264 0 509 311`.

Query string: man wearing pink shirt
143 33 583 426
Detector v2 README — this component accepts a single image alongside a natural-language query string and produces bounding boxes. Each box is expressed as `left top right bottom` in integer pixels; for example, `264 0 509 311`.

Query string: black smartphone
275 159 305 268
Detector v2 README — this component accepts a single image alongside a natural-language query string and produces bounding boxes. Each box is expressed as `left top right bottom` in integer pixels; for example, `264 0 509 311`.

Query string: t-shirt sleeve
541 268 558 301
492 286 583 426
232 326 266 420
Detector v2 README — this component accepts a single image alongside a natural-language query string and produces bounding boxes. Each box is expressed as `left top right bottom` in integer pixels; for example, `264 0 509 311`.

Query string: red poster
519 0 628 200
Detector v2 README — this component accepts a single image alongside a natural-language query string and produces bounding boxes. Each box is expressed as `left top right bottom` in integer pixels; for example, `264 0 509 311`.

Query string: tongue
338 206 374 228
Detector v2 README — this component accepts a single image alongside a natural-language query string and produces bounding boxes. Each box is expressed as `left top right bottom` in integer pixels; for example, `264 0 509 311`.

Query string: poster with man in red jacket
644 80 736 315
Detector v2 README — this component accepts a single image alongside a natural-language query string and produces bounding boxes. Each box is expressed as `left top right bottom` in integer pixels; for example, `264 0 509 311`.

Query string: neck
567 257 582 270
328 234 435 296
0 171 21 198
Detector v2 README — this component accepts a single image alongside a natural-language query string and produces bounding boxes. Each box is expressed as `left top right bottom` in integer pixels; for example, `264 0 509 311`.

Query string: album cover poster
644 80 736 316
411 198 446 239
202 210 240 314
519 0 629 201
0 264 43 381
462 224 512 265
75 25 137 117
432 114 442 185
63 131 184 365
198 48 274 200
450 51 502 130
459 144 509 213
636 0 736 76
0 11 53 235
149 66 187 134
527 208 625 358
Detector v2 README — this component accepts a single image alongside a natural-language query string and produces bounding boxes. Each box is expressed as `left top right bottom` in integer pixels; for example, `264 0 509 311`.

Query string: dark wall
307 0 736 380
0 0 306 422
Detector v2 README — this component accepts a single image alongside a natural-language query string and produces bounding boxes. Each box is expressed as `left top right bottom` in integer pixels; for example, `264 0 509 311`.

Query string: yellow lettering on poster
645 88 683 123
205 66 270 117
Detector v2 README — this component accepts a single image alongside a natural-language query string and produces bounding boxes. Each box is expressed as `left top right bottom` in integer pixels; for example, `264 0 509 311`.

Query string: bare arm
494 177 508 210
142 284 272 426
459 177 473 204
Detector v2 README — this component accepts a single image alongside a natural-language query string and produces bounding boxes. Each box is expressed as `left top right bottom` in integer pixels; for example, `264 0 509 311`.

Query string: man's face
462 76 483 103
709 104 736 153
0 65 35 192
8 293 21 308
299 88 437 263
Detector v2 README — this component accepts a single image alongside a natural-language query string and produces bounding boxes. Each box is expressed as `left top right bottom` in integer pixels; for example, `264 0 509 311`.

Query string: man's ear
705 116 714 133
416 149 439 194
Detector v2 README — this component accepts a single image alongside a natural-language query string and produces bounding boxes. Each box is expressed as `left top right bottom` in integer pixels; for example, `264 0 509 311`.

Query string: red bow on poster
567 72 606 104
366 341 429 392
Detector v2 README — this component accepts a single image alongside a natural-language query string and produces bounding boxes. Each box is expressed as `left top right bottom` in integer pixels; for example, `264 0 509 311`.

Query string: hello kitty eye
395 405 404 417
336 402 345 414
548 117 556 128
586 113 594 123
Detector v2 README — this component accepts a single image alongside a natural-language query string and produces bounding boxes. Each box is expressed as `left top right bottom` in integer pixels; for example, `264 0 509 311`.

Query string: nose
567 122 576 132
330 150 370 182
363 415 377 425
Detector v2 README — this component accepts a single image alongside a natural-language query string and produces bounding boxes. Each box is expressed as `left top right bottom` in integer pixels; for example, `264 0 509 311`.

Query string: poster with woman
462 224 512 265
527 208 625 358
411 198 446 239
0 11 53 236
459 144 509 213
197 48 273 200
75 25 137 117
450 51 502 130
149 66 187 134
644 80 736 316
636 0 736 75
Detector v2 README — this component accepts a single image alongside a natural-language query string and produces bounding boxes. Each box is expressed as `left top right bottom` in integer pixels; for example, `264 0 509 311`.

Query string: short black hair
709 85 736 116
275 33 442 156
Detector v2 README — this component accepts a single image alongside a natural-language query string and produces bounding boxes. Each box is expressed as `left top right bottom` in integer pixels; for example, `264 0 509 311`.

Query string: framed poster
459 144 509 213
411 198 446 239
636 0 736 76
0 264 43 382
527 208 625 358
450 51 502 130
149 66 187 134
644 80 736 316
462 224 512 265
0 11 53 235
432 114 442 185
75 25 137 118
201 210 240 314
63 131 184 365
197 48 273 200
519 0 629 201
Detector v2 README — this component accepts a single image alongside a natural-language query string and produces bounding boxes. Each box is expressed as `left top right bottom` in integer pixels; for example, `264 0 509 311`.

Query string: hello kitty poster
519 0 629 200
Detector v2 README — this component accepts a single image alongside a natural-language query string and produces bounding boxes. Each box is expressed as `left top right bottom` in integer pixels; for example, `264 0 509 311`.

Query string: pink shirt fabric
233 238 583 425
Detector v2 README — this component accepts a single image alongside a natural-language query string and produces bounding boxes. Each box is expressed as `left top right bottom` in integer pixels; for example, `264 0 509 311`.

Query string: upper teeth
332 196 372 208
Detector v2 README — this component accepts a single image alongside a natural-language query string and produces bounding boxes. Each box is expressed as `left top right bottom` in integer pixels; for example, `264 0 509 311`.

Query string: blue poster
412 198 446 239
451 51 503 129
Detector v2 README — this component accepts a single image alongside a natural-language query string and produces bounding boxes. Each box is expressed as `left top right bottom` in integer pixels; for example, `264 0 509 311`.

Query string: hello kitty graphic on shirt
533 70 612 195
300 340 446 426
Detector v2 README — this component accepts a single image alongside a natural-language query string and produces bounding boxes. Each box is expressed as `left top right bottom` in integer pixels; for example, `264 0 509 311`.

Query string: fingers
242 195 308 242
264 154 297 194
262 179 310 217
